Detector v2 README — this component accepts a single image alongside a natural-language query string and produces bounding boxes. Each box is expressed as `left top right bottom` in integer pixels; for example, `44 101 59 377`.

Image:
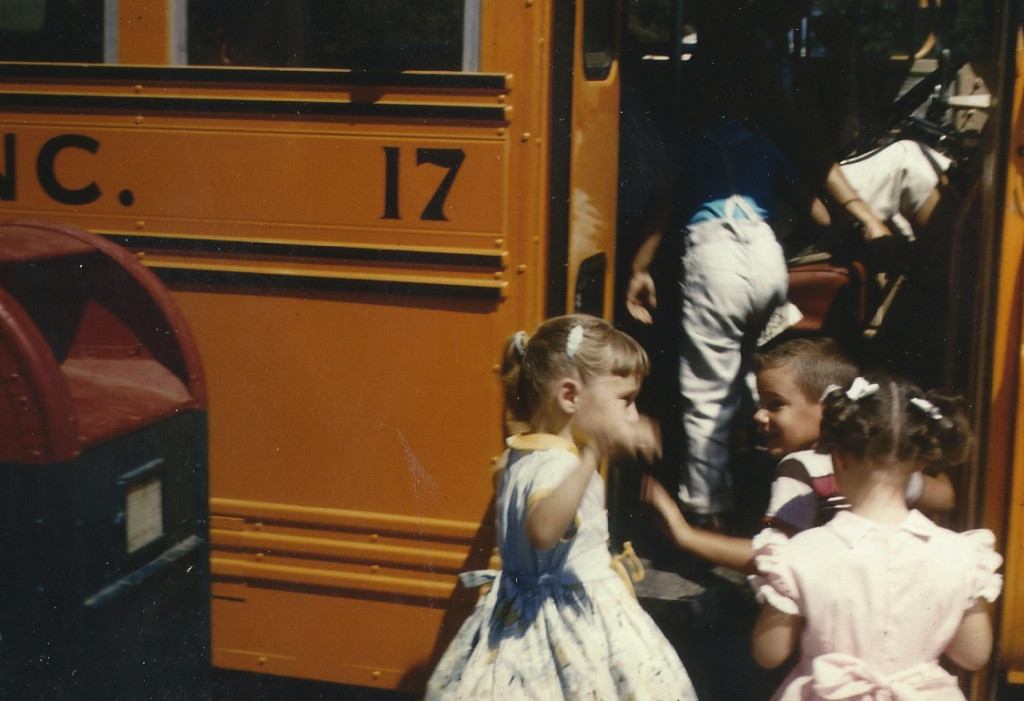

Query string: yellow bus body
0 0 619 692
987 26 1024 689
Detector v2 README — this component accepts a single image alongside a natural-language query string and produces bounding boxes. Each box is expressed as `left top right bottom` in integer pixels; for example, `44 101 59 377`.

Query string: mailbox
0 220 209 699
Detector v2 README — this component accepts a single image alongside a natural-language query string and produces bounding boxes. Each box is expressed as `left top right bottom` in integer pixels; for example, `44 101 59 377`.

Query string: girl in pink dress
750 374 1002 700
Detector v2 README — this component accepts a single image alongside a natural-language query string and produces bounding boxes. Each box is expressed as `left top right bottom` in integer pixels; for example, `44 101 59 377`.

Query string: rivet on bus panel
134 116 143 125
497 128 506 137
521 132 531 142
495 238 504 248
133 84 143 93
255 553 264 561
369 534 379 542
517 265 527 274
258 657 268 666
135 221 145 230
370 565 380 574
494 272 503 280
371 671 382 680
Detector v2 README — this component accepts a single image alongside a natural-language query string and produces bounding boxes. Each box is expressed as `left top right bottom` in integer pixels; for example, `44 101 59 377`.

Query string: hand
860 216 893 241
625 270 657 325
574 414 662 463
864 234 908 274
640 473 690 533
628 414 663 464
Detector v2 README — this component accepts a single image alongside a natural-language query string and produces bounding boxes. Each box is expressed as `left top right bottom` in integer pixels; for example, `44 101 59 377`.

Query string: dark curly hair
817 373 971 471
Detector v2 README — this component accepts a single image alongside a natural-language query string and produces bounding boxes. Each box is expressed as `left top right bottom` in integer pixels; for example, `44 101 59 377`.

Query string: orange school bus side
0 0 621 693
982 23 1024 698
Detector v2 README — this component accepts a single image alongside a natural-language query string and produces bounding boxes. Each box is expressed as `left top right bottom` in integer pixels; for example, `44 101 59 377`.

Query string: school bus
0 0 620 694
983 18 1024 700
3 0 1024 698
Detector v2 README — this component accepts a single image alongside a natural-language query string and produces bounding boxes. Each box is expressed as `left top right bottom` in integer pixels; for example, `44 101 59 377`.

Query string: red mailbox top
0 220 205 464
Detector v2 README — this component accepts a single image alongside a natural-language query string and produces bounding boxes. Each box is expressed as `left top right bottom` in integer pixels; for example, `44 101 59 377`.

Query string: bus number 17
382 147 465 222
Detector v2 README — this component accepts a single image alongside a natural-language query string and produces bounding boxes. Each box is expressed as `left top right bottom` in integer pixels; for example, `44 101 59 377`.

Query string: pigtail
501 331 530 428
910 391 972 468
818 382 880 459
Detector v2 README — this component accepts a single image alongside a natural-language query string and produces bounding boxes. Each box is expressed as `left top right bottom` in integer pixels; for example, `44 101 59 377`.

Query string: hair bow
909 397 944 422
822 377 879 402
565 324 584 358
512 330 528 358
846 377 879 401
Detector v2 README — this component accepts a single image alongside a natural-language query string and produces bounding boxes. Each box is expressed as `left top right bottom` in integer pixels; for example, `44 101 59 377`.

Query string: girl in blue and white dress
426 314 698 700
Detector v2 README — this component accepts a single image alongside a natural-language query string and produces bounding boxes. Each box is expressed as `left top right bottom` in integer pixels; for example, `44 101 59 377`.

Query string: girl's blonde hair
501 314 649 425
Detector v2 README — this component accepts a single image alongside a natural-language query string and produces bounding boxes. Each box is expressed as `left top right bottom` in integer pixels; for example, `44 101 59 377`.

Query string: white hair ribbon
910 397 944 422
512 330 528 358
820 381 878 402
565 324 584 358
845 377 879 401
821 384 843 401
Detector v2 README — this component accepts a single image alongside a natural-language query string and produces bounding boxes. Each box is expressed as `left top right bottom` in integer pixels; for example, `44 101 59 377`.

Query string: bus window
0 0 103 63
187 0 466 70
584 0 616 80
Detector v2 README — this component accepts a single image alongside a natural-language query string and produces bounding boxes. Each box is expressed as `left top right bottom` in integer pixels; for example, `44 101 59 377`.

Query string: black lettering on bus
416 148 465 221
381 146 465 221
382 146 400 219
0 134 14 201
37 134 101 206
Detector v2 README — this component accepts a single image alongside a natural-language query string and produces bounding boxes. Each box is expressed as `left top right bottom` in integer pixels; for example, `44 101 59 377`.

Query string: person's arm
625 228 665 325
640 475 756 573
752 603 802 669
906 471 955 514
525 444 600 551
825 163 892 241
944 600 993 671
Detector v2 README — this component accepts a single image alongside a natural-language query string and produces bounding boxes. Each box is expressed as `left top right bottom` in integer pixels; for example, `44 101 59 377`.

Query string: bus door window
584 0 616 80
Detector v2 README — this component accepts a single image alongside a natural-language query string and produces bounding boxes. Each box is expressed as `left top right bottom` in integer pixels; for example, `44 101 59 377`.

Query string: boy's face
754 366 822 458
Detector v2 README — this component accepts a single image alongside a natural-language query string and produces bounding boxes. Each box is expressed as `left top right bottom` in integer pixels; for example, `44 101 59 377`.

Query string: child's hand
640 474 683 523
583 413 662 462
626 271 657 325
629 415 663 463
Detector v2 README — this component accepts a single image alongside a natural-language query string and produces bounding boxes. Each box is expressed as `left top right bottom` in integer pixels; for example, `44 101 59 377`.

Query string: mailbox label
126 476 164 553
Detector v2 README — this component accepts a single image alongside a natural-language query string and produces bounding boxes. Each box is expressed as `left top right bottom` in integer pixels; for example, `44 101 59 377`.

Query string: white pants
676 200 788 514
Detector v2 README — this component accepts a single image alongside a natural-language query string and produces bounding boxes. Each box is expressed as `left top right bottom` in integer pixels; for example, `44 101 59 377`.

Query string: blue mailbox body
0 220 210 699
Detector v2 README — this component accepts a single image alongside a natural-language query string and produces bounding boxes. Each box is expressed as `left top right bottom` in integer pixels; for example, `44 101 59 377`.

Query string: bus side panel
990 28 1024 685
0 74 530 693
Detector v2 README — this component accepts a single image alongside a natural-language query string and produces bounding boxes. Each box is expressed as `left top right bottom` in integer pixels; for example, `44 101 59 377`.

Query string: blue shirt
672 116 800 226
